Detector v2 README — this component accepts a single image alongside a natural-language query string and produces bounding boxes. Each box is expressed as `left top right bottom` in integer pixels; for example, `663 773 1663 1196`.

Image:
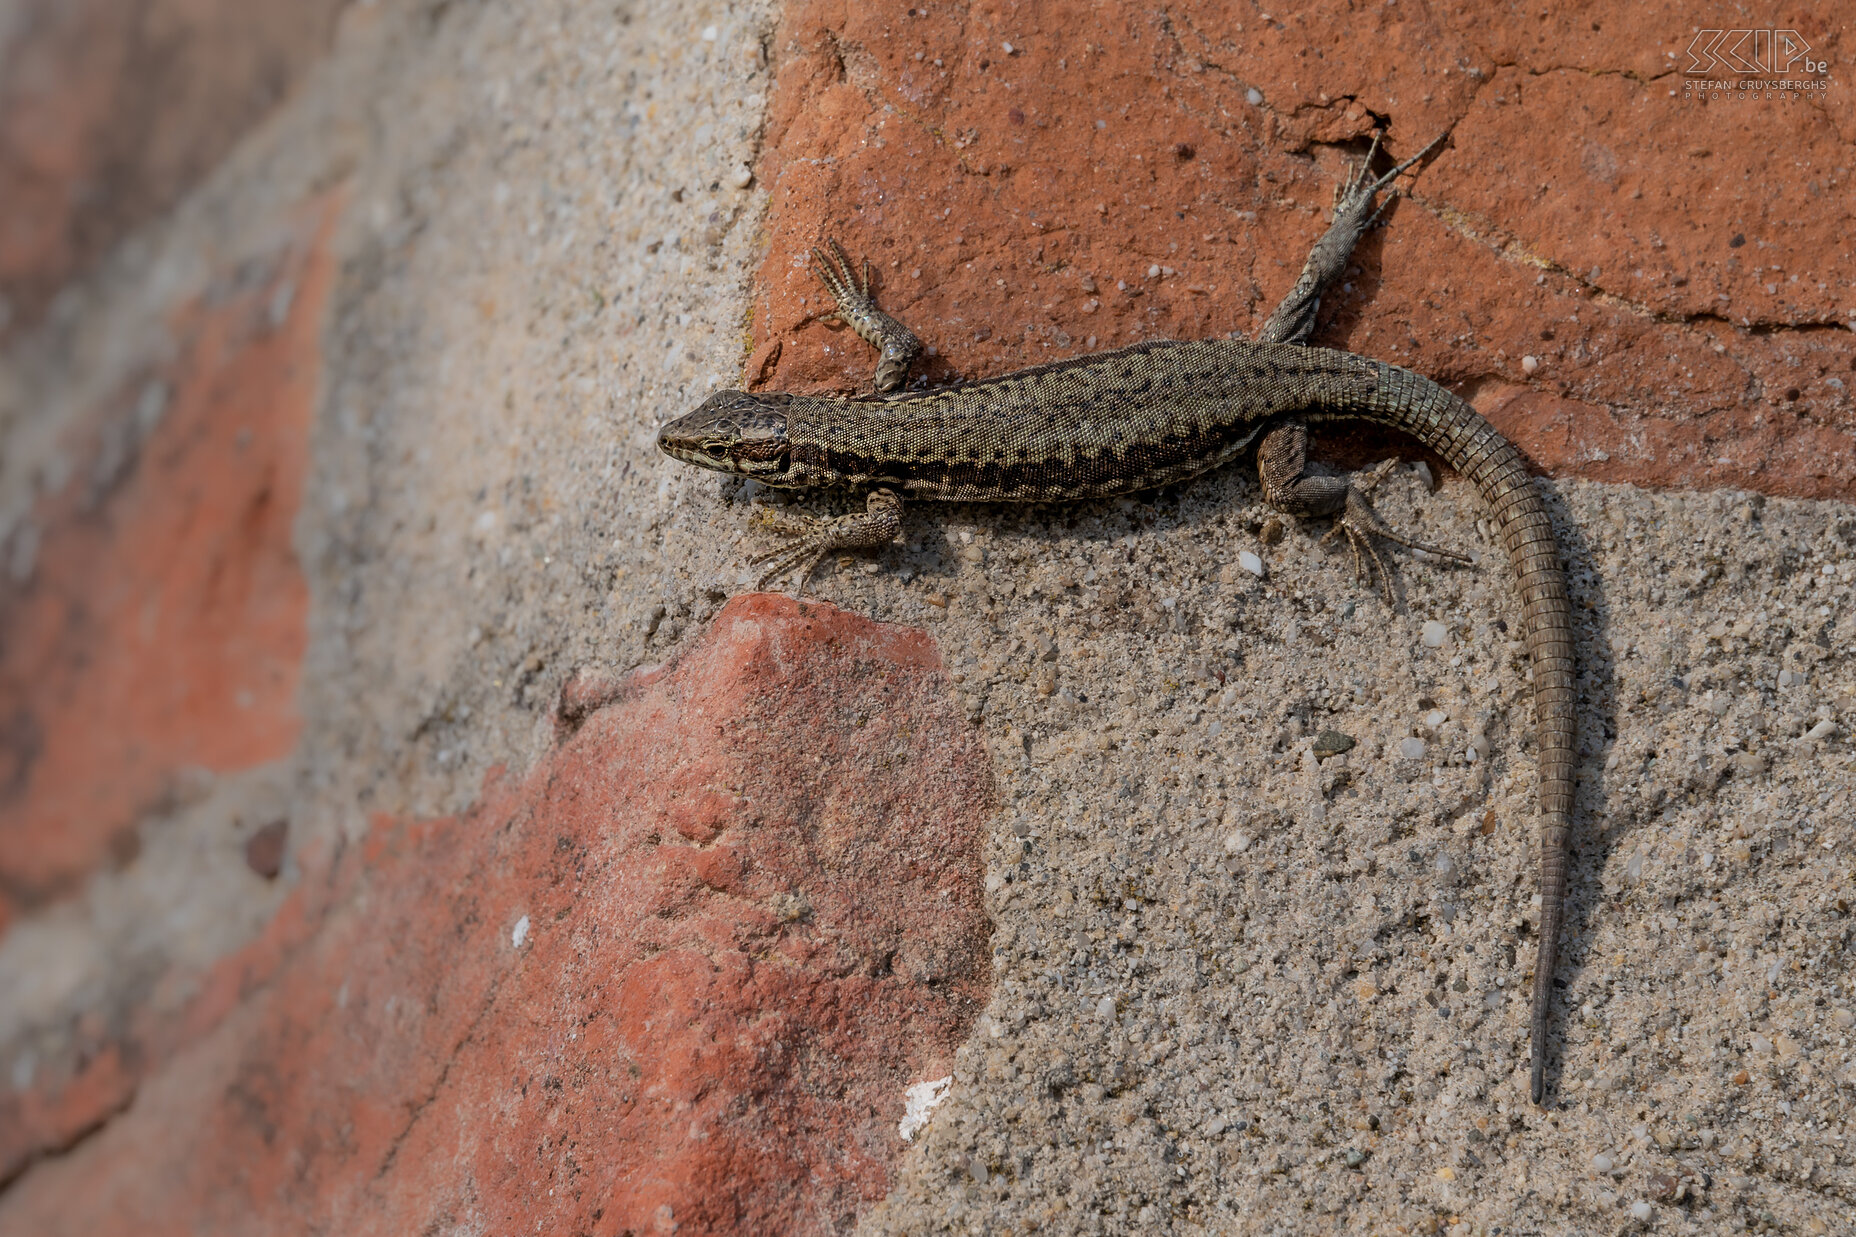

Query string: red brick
0 196 336 924
0 595 994 1234
749 0 1855 499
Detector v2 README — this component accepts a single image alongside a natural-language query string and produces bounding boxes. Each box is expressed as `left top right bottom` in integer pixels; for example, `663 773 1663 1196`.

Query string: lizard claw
1324 477 1471 606
749 542 831 593
744 489 906 593
799 239 921 392
1330 126 1450 227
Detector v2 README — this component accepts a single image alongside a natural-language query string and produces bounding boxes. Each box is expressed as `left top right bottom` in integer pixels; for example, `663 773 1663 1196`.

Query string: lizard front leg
803 240 924 392
748 488 903 593
1257 421 1467 604
1255 129 1461 602
1258 127 1448 347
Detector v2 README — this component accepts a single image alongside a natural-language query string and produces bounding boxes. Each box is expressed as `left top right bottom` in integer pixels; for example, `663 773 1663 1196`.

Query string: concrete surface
0 0 1851 1233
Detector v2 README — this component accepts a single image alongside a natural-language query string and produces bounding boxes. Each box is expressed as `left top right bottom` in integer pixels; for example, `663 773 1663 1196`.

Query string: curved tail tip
1530 1057 1546 1106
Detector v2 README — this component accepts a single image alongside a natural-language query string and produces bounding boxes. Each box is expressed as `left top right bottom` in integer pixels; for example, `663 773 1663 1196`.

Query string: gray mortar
1 0 1852 1233
828 472 1854 1236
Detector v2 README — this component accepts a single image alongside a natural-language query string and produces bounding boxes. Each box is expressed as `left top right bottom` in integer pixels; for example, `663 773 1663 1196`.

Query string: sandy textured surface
0 0 1851 1232
821 467 1854 1234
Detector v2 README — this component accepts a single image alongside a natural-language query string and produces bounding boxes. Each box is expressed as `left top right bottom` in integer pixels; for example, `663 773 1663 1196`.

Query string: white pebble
1147 264 1162 279
1412 461 1433 490
728 163 754 189
1521 355 1540 374
1591 1152 1614 1173
1433 854 1454 877
1095 995 1118 1019
1246 87 1264 105
1399 737 1427 760
701 24 719 40
1225 832 1251 854
1421 620 1448 648
898 1076 954 1141
1631 1202 1653 1222
1806 718 1836 740
1423 708 1448 728
512 915 530 948
1238 550 1265 578
1750 1033 1773 1054
1001 40 1014 53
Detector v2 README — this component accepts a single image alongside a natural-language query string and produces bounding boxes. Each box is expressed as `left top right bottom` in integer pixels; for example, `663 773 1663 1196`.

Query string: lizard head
657 390 793 481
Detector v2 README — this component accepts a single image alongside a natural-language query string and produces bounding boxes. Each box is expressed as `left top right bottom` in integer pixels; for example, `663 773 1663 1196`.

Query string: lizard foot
1321 462 1471 604
747 488 903 593
1330 128 1391 223
800 239 921 393
796 239 867 328
1333 127 1449 224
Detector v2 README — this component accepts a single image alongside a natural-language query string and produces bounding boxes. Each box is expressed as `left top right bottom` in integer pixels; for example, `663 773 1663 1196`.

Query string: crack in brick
369 964 511 1188
0 1082 138 1196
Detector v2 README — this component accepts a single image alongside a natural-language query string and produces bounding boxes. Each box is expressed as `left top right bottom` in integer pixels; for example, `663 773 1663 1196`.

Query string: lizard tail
1347 361 1577 1107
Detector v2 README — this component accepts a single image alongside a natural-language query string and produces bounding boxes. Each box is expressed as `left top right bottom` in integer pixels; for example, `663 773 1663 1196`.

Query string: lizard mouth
657 396 792 479
654 427 725 470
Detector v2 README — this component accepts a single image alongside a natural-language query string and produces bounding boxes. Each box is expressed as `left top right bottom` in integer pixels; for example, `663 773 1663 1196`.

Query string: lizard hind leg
747 488 904 593
1258 423 1468 606
1323 468 1470 604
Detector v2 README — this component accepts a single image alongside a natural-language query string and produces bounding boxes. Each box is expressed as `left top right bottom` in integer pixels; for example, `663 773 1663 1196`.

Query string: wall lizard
658 131 1577 1106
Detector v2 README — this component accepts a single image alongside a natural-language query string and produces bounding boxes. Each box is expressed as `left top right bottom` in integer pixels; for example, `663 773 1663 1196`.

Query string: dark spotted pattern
780 339 1376 501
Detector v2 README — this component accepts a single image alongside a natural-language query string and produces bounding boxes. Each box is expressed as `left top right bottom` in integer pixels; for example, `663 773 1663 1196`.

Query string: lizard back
784 338 1379 502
